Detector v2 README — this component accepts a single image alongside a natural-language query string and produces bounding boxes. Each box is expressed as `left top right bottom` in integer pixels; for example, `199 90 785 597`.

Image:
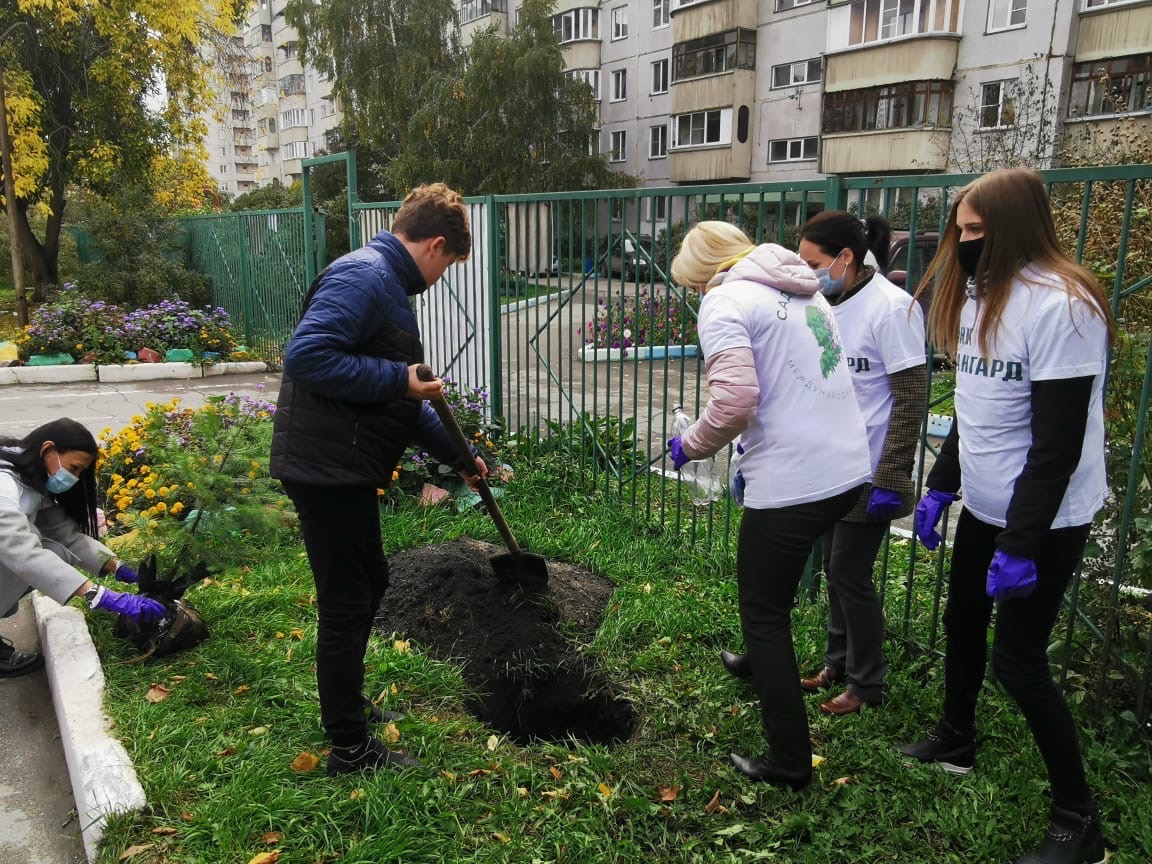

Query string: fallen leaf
658 786 680 802
249 726 269 736
439 770 456 782
170 675 186 683
642 582 652 593
832 776 855 786
247 853 280 864
118 844 154 860
234 685 250 695
517 786 528 798
349 788 364 800
467 768 492 777
704 790 722 814
260 831 283 844
217 746 237 757
274 632 285 639
597 783 614 799
203 673 218 681
289 629 304 640
390 682 399 694
486 735 500 751
180 812 193 822
145 684 171 703
541 789 569 800
393 639 411 653
811 754 826 768
491 832 510 843
291 752 319 773
150 826 178 835
548 766 563 781
381 723 400 745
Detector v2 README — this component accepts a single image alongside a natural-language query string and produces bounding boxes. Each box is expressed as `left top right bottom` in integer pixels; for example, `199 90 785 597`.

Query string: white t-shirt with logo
954 266 1108 528
697 282 872 508
831 272 926 472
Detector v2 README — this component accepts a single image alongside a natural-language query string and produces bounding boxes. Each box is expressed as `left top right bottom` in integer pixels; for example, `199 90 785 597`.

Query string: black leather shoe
363 696 405 724
728 753 811 791
0 637 43 678
720 650 753 680
327 736 424 775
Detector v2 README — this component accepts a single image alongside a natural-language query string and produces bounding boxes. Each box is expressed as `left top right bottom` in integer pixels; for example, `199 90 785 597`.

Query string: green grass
93 462 1152 863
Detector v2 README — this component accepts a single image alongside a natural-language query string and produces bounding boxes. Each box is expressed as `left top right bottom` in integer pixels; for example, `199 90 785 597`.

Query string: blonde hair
671 221 755 288
917 167 1114 356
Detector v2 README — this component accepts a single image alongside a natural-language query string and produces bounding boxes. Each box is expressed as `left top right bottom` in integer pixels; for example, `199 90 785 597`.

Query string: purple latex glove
90 586 167 621
114 562 138 584
866 487 902 522
913 490 959 550
668 436 691 471
986 550 1038 601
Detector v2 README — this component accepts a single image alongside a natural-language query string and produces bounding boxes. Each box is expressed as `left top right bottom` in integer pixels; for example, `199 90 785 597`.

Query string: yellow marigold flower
171 502 184 515
75 343 83 350
250 460 260 469
241 487 250 494
213 455 223 464
155 502 167 512
158 486 169 496
140 465 150 474
124 457 133 464
248 471 257 480
391 470 399 481
377 488 386 496
127 479 138 488
186 482 195 489
144 489 156 499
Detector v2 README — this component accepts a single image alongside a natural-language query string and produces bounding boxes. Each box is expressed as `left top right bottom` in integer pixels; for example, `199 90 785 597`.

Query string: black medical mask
957 237 984 277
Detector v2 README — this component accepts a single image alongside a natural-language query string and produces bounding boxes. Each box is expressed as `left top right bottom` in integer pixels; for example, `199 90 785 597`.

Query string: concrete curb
32 593 147 863
0 360 266 386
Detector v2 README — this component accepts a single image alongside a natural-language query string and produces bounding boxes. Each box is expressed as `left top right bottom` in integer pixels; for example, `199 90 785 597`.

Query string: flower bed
581 288 699 355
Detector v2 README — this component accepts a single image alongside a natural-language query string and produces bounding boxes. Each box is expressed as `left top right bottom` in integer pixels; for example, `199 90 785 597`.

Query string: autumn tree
0 0 242 297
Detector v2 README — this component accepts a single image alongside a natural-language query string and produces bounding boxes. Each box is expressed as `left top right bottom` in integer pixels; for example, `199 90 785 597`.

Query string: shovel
416 365 549 588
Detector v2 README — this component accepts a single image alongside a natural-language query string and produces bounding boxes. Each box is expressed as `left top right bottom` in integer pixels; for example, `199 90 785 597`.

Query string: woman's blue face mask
44 448 80 494
814 250 847 297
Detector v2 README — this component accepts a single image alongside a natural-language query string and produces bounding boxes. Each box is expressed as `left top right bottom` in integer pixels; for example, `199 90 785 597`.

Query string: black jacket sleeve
996 376 1094 558
925 417 962 494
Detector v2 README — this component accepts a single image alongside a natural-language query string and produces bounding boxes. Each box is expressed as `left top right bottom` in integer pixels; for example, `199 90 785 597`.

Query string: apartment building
460 0 1150 189
203 0 344 196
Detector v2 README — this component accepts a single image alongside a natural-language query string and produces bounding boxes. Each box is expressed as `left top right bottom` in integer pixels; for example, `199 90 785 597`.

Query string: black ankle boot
728 753 811 791
327 736 424 776
720 650 753 680
1016 805 1106 864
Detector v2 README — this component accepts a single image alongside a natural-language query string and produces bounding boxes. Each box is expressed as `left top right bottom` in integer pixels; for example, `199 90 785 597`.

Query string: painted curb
0 360 267 386
927 413 954 438
578 344 699 363
32 593 147 863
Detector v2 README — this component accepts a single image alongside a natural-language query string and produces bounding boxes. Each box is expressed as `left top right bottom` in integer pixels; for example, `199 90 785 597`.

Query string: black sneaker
326 736 424 776
363 696 405 724
896 719 976 776
1017 806 1106 864
0 636 43 678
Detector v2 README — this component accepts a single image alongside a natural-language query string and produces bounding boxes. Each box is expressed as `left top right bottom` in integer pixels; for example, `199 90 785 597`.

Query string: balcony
561 40 600 70
821 127 950 174
671 0 756 42
824 34 959 93
1076 4 1152 61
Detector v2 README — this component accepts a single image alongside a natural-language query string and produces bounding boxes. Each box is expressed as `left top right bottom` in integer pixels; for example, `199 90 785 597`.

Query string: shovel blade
491 551 549 588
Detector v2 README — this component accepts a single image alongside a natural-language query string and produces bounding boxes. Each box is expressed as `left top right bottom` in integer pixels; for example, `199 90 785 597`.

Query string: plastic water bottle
671 405 723 504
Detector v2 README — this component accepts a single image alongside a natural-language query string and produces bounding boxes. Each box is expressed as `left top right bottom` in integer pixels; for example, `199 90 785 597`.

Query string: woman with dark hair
902 167 1114 864
0 418 165 675
719 211 926 716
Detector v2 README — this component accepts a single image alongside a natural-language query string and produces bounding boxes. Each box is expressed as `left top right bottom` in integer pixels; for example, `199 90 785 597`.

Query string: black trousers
282 481 390 747
821 519 889 702
737 485 864 775
942 507 1095 811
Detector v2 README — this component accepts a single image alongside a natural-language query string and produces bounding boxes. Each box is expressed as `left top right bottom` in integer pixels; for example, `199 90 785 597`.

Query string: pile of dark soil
375 536 636 745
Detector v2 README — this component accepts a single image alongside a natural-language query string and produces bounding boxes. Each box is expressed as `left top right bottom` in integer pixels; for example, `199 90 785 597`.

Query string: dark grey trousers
821 519 889 702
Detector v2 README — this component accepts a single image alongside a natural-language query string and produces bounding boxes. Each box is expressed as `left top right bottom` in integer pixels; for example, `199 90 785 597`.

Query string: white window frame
653 0 670 28
553 8 599 44
611 68 627 102
651 59 669 95
611 6 628 40
776 0 818 9
768 136 819 163
610 130 628 163
1083 0 1140 7
645 196 668 221
978 79 1016 129
988 0 1027 30
670 108 732 150
568 68 601 101
771 58 822 89
649 124 668 159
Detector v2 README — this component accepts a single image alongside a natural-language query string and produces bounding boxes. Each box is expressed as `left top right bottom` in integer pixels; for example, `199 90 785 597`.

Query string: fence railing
183 161 1152 723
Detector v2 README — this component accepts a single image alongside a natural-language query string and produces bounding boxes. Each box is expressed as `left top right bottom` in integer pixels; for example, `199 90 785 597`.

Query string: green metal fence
183 160 1152 724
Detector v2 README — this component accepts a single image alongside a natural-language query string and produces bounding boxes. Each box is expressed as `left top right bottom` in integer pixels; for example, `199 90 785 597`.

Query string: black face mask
957 237 984 277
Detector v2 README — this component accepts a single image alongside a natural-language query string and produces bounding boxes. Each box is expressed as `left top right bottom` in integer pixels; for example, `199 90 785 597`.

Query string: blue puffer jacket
270 231 464 488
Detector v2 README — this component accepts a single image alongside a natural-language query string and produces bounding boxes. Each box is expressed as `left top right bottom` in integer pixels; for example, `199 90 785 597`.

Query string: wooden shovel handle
414 364 522 556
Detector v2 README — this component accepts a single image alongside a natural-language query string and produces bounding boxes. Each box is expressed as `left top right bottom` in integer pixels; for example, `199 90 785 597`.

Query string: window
610 130 628 162
552 8 599 43
777 0 819 8
771 58 822 89
260 24 271 42
649 124 668 158
611 6 628 39
822 80 954 132
278 74 305 96
281 108 307 128
653 0 669 27
219 146 227 156
768 136 819 162
847 0 959 46
979 80 1016 128
671 108 732 148
988 0 1026 29
645 196 668 220
568 68 601 99
219 164 229 174
1083 0 1139 6
1067 54 1152 117
672 29 756 82
651 59 669 94
610 69 628 101
283 141 310 160
461 0 506 24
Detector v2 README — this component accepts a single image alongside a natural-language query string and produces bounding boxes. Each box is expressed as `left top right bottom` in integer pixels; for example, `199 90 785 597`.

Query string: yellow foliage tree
0 0 242 293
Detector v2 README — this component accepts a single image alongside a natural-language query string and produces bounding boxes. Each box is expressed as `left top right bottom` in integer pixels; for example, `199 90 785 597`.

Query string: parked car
885 231 939 295
600 234 655 280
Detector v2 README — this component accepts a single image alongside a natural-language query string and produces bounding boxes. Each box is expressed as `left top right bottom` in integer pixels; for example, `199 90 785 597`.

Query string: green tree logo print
805 306 843 379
